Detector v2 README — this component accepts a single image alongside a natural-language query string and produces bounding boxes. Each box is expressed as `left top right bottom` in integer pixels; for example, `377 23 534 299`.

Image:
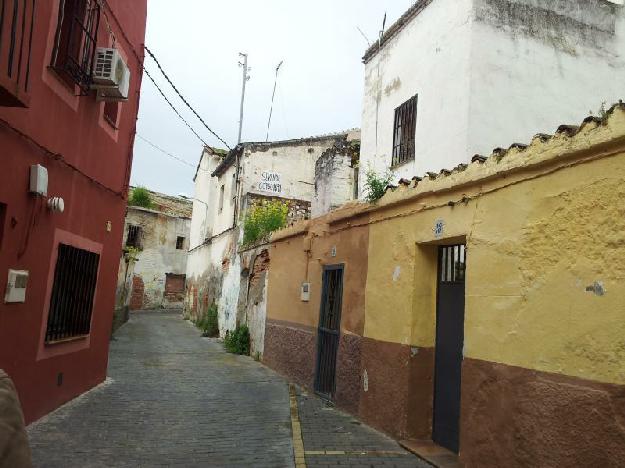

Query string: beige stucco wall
123 207 191 309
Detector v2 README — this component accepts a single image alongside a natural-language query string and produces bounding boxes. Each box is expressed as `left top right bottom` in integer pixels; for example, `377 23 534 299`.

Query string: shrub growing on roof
128 186 153 209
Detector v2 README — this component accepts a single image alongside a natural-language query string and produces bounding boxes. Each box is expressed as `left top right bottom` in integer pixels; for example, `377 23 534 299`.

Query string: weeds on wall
224 325 250 355
196 304 219 337
128 186 153 209
242 201 288 246
363 168 393 203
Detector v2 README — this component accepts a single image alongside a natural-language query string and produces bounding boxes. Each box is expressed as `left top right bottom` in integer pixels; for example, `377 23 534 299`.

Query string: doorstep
399 439 463 468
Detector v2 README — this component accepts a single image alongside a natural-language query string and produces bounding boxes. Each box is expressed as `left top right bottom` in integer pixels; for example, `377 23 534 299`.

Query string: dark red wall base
263 320 625 466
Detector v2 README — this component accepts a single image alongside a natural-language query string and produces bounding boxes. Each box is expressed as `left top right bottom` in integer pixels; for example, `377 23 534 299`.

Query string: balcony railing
0 0 35 107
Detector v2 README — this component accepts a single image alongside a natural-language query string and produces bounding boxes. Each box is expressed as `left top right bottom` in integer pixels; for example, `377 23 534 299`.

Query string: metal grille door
433 245 466 453
314 265 344 399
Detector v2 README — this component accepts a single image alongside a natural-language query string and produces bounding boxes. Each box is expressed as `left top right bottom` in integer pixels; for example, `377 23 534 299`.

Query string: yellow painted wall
266 106 625 387
266 218 369 335
365 109 625 386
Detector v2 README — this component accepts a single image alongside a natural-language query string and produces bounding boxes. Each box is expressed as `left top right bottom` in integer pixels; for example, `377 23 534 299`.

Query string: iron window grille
391 95 418 167
126 224 142 249
45 244 100 343
440 245 466 283
51 0 100 93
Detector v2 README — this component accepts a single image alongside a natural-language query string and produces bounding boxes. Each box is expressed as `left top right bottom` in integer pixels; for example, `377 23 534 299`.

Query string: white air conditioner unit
92 47 130 101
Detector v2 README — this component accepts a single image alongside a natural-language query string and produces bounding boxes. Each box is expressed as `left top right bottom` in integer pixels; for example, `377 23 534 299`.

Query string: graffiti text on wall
258 171 282 195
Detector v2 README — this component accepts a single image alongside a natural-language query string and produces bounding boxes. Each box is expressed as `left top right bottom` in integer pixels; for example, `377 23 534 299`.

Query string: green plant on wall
128 186 153 209
124 245 141 260
363 168 393 203
196 304 219 337
243 200 288 245
224 325 250 355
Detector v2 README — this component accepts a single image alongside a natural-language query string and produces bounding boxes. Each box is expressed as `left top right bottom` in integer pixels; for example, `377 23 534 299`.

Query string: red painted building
0 0 147 423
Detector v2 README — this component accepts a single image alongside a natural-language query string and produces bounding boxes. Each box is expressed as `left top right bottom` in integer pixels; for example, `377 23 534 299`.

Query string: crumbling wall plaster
468 0 625 158
124 209 190 309
312 141 359 217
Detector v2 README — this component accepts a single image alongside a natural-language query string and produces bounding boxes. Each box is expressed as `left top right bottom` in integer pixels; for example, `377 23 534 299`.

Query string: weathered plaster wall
312 140 360 218
241 137 343 201
265 105 625 464
187 136 351 338
359 0 625 197
359 0 474 191
123 208 190 309
468 0 625 157
185 230 235 322
112 255 135 332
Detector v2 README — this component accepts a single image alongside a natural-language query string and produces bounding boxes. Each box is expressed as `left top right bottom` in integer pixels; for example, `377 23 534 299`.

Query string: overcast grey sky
130 0 413 196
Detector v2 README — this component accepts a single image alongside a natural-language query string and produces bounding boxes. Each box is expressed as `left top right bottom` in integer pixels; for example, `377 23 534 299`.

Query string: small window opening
392 94 418 167
218 185 225 213
104 101 119 128
126 224 142 249
176 236 185 250
51 0 100 92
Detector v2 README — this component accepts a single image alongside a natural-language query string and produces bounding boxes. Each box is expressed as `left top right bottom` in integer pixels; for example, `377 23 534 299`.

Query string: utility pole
234 53 250 228
237 53 250 145
266 60 283 142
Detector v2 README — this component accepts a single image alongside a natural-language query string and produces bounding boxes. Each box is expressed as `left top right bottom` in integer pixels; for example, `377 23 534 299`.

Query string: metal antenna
379 12 387 46
237 53 250 145
356 26 371 47
266 60 284 142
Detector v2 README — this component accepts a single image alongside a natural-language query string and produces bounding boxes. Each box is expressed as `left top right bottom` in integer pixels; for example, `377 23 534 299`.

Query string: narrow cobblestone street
27 311 427 467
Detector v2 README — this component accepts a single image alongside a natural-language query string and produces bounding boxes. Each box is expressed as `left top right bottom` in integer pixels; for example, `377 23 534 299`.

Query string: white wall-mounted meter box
29 164 48 196
301 282 311 302
5 269 29 303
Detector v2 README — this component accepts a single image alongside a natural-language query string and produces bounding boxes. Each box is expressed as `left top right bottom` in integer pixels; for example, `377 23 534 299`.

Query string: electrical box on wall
301 282 310 302
5 269 29 303
29 164 48 196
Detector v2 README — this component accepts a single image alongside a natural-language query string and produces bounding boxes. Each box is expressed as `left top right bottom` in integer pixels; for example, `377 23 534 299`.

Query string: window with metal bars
45 244 100 343
391 95 418 167
126 224 142 249
440 245 466 283
50 0 100 92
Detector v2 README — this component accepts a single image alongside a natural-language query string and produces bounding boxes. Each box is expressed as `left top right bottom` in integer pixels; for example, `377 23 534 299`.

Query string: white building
114 189 192 329
359 0 625 194
186 133 357 355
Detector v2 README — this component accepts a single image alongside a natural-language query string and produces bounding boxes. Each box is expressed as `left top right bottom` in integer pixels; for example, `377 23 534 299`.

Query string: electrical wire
144 46 232 150
136 133 209 171
0 116 124 198
143 68 210 148
98 1 228 151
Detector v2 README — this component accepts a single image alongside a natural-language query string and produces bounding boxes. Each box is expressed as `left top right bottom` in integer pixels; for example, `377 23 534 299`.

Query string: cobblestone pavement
297 392 429 468
28 310 428 467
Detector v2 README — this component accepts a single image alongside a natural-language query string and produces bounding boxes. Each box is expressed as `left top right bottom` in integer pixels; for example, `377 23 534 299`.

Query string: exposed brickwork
129 275 144 310
249 249 270 287
164 273 185 302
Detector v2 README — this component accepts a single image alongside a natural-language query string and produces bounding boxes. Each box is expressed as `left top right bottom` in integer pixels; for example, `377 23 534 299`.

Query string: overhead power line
143 69 210 148
144 46 231 150
135 133 208 171
96 1 229 153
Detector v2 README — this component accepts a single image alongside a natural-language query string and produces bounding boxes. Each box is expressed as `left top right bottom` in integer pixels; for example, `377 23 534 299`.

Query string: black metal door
314 264 344 399
433 245 466 453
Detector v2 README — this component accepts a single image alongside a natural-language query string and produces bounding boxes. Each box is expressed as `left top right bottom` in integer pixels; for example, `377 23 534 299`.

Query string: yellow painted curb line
289 384 306 468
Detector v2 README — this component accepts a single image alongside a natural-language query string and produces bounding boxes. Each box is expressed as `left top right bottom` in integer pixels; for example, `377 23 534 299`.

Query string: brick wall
129 275 144 310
